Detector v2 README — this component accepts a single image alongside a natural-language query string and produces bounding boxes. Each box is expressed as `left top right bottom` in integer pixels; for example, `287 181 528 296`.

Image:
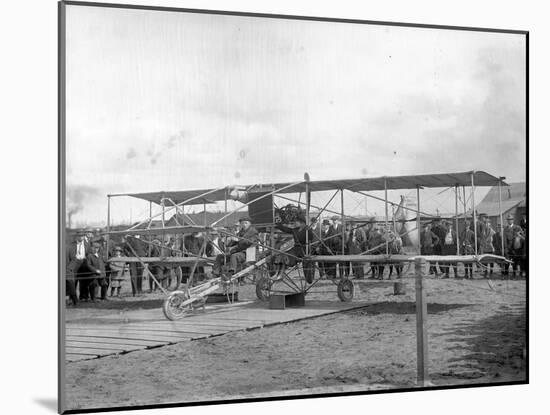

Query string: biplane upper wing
123 171 506 205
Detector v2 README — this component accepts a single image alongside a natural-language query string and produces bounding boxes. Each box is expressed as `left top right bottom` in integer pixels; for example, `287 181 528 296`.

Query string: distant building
476 182 526 228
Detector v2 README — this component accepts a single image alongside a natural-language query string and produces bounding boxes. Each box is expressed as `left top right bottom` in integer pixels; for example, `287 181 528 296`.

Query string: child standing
109 246 127 298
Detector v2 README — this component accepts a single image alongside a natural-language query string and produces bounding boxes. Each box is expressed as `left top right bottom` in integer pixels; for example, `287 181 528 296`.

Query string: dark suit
509 234 526 276
502 224 522 275
83 253 107 300
421 229 440 275
125 237 147 295
330 224 344 254
503 224 522 254
367 230 384 278
347 228 366 278
460 229 475 278
182 235 206 281
320 227 337 278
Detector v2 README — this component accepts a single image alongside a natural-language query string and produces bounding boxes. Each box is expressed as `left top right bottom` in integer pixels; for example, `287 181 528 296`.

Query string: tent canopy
117 170 506 206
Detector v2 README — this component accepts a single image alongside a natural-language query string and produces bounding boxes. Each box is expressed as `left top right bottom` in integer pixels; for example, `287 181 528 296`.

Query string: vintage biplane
104 170 510 320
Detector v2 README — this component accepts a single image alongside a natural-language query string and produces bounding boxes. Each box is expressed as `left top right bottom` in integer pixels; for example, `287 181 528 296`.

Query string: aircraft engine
228 187 248 203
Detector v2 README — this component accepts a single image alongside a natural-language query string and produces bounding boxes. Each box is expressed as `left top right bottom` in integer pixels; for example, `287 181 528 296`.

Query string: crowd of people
65 211 527 306
420 213 527 279
65 219 259 306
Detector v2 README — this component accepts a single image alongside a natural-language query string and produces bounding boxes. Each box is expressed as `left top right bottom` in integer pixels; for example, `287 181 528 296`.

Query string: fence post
415 257 429 386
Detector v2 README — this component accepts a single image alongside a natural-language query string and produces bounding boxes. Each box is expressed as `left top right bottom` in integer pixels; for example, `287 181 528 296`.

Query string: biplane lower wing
308 254 510 264
108 256 216 265
106 225 213 235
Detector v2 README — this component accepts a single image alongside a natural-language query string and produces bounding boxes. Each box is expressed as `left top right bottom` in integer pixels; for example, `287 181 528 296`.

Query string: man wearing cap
274 215 316 283
502 214 522 276
212 217 259 279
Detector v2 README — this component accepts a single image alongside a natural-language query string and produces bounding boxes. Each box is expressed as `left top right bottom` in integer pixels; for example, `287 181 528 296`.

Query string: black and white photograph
59 1 527 412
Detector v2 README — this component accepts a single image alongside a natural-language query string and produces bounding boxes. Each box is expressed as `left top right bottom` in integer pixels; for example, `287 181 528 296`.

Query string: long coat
84 253 106 278
421 230 439 255
347 227 367 255
460 229 476 255
230 226 259 253
330 225 344 254
431 223 447 255
320 227 337 255
124 237 148 257
503 224 522 253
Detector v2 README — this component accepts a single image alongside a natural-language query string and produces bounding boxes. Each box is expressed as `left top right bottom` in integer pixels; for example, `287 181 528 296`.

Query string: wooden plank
66 331 191 343
65 341 142 351
62 300 373 363
132 320 254 328
66 347 121 356
68 325 211 337
122 324 239 334
65 335 160 347
64 348 99 356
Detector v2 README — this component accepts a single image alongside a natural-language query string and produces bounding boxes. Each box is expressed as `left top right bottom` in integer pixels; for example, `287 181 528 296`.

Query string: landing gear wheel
337 279 355 302
256 274 272 301
162 290 191 320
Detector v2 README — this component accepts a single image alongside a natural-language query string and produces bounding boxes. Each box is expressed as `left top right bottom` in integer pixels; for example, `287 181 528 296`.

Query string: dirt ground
64 273 526 411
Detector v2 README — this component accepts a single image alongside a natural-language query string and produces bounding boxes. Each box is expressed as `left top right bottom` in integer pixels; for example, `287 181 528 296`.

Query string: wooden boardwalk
64 300 369 363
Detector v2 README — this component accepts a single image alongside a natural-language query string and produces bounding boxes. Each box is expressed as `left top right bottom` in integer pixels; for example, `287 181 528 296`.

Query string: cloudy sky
65 5 526 226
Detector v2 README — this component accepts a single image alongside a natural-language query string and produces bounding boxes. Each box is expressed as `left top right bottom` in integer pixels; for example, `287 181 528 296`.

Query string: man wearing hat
212 217 259 280
83 241 108 302
274 214 316 283
502 214 522 276
206 229 224 257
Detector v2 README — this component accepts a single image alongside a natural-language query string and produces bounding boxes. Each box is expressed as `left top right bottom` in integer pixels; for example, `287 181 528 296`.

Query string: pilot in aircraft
212 217 259 280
